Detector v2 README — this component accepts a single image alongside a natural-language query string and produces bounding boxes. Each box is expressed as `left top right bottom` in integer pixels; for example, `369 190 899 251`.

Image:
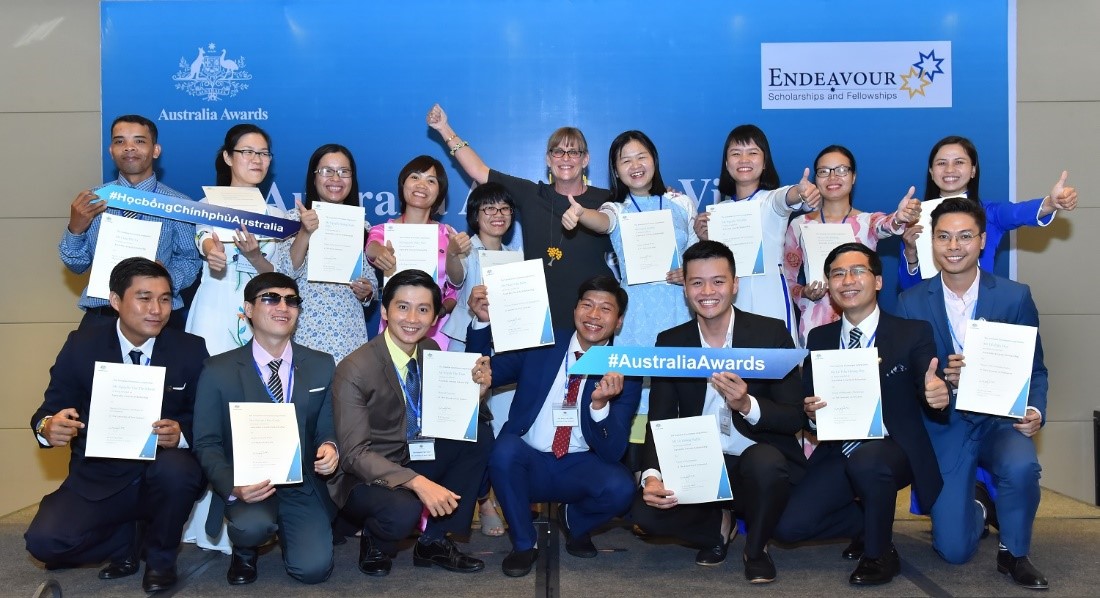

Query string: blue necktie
404 359 421 439
128 349 143 365
841 328 863 457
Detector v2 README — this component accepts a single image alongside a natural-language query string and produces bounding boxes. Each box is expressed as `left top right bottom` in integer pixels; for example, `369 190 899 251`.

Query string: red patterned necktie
551 351 584 458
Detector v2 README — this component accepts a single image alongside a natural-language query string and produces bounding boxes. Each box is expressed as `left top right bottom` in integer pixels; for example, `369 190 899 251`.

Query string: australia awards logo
172 42 253 101
899 49 945 98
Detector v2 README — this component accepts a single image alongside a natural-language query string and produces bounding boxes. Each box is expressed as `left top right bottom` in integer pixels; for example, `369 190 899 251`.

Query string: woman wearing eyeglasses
270 144 378 363
186 123 286 356
426 104 613 328
897 135 1077 290
782 145 919 347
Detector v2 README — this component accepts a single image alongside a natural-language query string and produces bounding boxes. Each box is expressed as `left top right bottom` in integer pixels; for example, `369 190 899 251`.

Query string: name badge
719 406 733 436
553 403 580 427
409 438 436 461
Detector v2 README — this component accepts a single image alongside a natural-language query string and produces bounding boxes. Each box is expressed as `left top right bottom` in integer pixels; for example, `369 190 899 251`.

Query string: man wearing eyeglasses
776 242 943 586
60 114 202 330
192 272 340 585
897 198 1050 590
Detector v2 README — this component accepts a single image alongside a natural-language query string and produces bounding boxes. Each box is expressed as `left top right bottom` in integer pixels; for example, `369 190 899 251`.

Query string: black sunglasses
249 292 303 308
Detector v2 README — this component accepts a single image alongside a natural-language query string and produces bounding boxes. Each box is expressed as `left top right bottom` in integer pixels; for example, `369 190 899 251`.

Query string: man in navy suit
192 272 339 585
897 198 1049 590
25 257 208 592
467 275 641 577
778 242 943 585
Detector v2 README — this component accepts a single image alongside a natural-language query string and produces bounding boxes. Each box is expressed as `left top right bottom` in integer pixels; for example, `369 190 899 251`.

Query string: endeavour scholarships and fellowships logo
760 41 952 110
159 42 268 122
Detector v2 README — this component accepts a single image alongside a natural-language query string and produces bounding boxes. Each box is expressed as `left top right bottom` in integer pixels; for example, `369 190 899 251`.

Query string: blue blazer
468 326 641 463
31 324 209 501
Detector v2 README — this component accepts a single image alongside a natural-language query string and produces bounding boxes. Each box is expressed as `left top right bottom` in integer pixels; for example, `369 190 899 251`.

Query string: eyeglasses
815 165 852 178
828 266 873 280
933 231 979 246
548 148 584 159
480 205 513 216
232 148 274 160
315 167 353 179
250 292 303 308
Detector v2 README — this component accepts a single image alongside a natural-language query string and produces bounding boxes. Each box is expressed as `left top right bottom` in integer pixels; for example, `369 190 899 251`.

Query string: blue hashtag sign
570 345 806 379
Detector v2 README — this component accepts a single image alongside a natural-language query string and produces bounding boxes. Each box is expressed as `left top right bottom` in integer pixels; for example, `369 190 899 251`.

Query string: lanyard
628 193 662 213
253 359 294 403
395 363 421 429
819 206 852 224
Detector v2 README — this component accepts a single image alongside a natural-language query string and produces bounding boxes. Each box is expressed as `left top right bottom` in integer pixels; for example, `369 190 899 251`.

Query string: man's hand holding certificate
807 348 884 441
421 350 485 442
649 415 733 504
229 402 303 487
85 362 166 460
954 320 1038 418
87 214 162 299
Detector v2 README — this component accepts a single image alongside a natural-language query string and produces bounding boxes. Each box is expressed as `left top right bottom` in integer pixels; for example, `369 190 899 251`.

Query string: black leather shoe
412 537 485 573
842 538 864 560
501 547 539 577
141 567 177 592
98 556 139 580
559 504 597 558
695 538 730 566
358 535 392 577
849 546 900 585
976 482 998 538
226 549 258 585
997 548 1048 590
744 551 776 584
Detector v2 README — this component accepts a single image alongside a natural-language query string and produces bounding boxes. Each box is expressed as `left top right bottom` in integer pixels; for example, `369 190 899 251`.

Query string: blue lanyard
253 359 294 403
819 207 852 224
628 193 662 213
395 362 421 428
839 329 878 350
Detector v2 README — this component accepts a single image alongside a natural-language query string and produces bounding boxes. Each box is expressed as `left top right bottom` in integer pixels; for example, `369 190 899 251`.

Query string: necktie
404 358 421 440
841 327 864 457
551 351 583 459
267 359 284 403
128 349 143 365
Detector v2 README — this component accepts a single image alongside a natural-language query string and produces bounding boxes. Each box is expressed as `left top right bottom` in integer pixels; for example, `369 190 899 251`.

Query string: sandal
479 498 507 537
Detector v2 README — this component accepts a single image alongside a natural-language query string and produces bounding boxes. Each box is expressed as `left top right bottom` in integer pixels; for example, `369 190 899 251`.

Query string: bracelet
449 141 469 156
906 259 918 266
444 133 457 144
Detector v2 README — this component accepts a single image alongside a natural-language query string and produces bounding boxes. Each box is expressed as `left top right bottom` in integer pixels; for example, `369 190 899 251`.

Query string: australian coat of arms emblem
172 43 252 101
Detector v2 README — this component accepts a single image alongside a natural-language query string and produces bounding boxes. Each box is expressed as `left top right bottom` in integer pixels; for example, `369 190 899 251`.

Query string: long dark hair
303 144 360 209
717 124 779 198
924 135 980 201
215 123 271 186
607 130 667 202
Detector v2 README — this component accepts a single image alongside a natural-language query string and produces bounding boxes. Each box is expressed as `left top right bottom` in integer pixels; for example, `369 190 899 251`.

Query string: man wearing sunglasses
193 272 339 585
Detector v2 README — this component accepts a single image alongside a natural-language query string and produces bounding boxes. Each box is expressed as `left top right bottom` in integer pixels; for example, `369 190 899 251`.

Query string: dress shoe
997 547 1048 590
696 516 737 566
558 504 597 558
358 534 392 577
98 556 139 580
141 567 177 592
849 546 900 586
842 538 864 560
412 537 485 572
743 551 776 584
501 547 539 577
226 548 258 585
976 482 999 538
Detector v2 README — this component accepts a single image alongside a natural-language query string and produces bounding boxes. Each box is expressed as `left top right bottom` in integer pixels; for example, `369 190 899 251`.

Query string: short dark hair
244 272 299 302
381 269 442 316
398 155 448 216
304 144 359 209
930 196 987 234
109 257 172 297
718 124 779 198
464 182 515 234
111 115 158 144
576 275 628 317
608 130 667 201
925 135 980 201
823 242 882 278
216 123 272 186
682 240 736 278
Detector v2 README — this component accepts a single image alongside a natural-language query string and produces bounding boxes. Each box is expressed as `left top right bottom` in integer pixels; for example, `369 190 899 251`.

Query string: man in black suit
25 257 208 592
632 240 805 584
776 242 943 585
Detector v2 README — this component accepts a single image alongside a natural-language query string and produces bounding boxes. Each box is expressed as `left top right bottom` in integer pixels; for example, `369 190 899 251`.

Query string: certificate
477 248 523 280
202 186 269 240
955 320 1037 418
307 202 366 283
649 415 733 504
482 258 554 353
799 223 856 285
229 402 303 486
87 214 162 299
810 348 884 441
618 209 680 285
914 197 947 279
421 350 481 442
383 223 439 283
85 362 165 460
706 200 765 276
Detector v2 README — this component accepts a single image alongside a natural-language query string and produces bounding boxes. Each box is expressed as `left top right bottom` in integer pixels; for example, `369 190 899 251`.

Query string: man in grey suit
193 272 339 585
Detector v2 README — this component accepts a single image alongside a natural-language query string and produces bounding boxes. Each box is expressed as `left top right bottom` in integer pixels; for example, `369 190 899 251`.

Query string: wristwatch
35 416 52 436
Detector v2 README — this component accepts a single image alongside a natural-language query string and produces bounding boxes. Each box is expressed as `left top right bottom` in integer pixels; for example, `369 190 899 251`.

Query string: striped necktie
267 359 284 403
404 358 421 439
841 327 864 456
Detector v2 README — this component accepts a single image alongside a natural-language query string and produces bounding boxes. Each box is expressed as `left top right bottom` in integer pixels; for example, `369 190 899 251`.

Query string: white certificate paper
202 186 269 240
619 209 680 285
650 415 733 504
706 200 765 276
87 214 162 299
482 258 554 353
955 320 1037 418
307 202 366 283
810 348 885 441
229 402 303 486
421 350 480 442
799 223 856 285
477 249 524 280
915 197 947 279
85 362 165 460
383 223 439 283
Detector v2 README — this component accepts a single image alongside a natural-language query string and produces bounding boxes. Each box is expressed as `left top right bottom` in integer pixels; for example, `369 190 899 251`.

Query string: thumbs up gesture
894 186 920 224
376 240 397 276
207 230 228 273
446 224 472 258
1049 170 1077 211
561 195 585 230
924 357 949 410
796 167 821 210
296 199 319 234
